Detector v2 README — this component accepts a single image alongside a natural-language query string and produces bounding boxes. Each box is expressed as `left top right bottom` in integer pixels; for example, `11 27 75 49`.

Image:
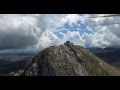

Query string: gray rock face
23 43 120 76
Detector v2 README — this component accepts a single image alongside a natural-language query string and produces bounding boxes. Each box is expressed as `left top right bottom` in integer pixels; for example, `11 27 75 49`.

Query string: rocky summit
23 41 120 76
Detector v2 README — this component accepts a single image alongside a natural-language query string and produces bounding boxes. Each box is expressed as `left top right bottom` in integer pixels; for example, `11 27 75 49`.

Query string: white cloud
85 26 94 32
82 14 120 48
37 31 60 49
59 32 65 36
59 31 84 46
0 14 69 50
0 14 120 50
83 24 120 48
0 14 83 50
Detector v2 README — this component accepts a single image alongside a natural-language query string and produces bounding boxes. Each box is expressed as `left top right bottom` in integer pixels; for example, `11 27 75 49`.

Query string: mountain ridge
23 41 120 76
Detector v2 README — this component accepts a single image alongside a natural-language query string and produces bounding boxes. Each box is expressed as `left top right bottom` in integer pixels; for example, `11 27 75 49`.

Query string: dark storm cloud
0 14 67 50
0 14 39 50
0 31 38 50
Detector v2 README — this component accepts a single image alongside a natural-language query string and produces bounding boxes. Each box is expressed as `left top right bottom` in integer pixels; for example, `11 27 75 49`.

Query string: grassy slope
25 45 120 76
75 45 120 76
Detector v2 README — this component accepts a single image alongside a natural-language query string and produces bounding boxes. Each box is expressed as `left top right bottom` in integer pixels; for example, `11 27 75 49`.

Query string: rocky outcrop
23 41 120 76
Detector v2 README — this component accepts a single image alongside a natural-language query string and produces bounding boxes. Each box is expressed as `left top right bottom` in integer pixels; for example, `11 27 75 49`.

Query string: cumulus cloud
82 14 120 48
58 31 85 46
0 14 120 50
0 14 39 50
37 31 60 49
0 14 84 50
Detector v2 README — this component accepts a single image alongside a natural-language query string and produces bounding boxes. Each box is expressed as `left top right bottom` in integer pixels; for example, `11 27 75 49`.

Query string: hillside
23 41 120 76
88 48 120 67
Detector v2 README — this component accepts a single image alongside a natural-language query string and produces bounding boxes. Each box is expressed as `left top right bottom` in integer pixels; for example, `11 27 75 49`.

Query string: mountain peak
23 42 120 76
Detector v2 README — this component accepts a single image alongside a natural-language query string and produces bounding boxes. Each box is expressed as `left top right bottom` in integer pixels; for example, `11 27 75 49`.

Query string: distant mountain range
87 47 120 68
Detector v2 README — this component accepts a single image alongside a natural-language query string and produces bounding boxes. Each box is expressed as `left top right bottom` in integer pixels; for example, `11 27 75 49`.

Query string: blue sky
57 20 95 35
0 14 120 52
